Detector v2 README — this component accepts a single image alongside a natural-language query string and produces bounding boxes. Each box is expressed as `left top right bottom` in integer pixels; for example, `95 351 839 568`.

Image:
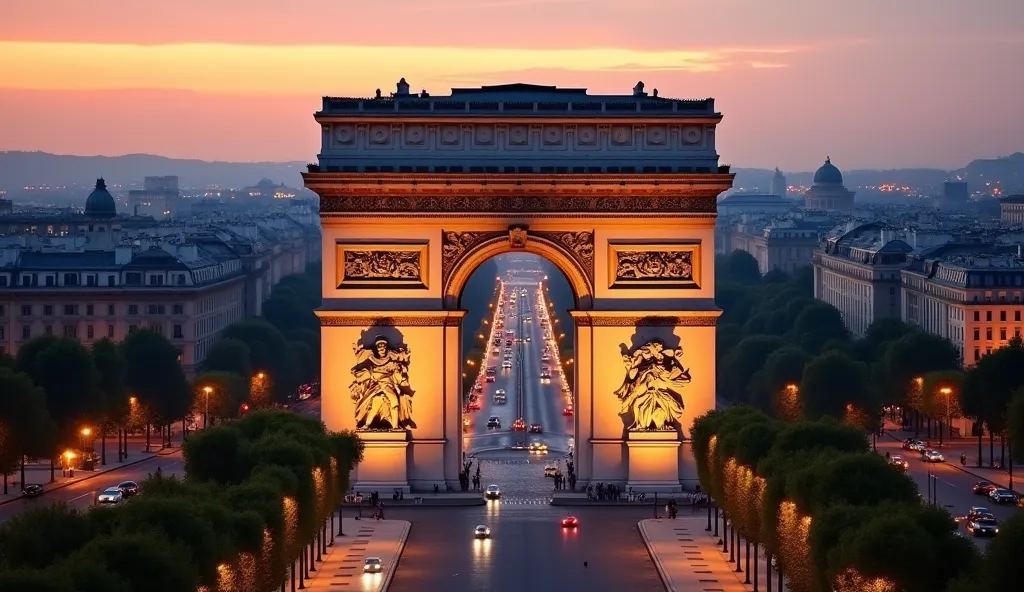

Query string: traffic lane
387 505 665 592
468 376 515 452
879 440 1020 536
0 453 185 522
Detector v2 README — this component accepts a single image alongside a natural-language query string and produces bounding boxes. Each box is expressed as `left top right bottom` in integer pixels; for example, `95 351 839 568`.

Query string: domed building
85 178 118 218
804 157 855 211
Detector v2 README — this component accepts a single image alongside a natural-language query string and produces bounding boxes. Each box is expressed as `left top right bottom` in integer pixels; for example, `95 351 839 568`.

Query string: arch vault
305 82 733 492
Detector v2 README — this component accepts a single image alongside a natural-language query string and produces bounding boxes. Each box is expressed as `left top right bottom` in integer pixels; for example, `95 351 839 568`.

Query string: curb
638 519 676 592
342 499 486 508
381 520 411 592
0 448 180 507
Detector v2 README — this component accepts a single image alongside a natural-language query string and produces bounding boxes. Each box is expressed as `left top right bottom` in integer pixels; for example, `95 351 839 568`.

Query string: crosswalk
498 497 552 505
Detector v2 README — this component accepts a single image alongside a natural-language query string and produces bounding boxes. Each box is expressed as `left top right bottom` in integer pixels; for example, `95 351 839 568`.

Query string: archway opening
458 253 579 500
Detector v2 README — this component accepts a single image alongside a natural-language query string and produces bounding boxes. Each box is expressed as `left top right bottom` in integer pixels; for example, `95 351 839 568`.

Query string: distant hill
1 151 1021 195
0 151 308 190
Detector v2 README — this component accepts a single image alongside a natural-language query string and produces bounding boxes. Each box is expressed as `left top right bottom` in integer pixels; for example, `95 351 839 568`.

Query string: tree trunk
977 428 983 468
20 454 25 489
49 458 55 483
1000 436 1006 468
989 432 995 468
145 423 151 452
100 426 107 466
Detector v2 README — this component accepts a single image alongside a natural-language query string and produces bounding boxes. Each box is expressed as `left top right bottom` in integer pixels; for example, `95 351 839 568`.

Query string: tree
261 295 318 335
92 338 128 464
789 302 849 354
0 502 94 570
192 371 248 424
35 339 103 446
963 343 1024 436
921 370 966 429
68 532 199 592
201 338 252 379
718 335 786 404
810 454 919 511
973 512 1024 589
182 425 252 484
749 346 811 419
856 318 917 363
223 319 297 402
800 350 877 425
873 332 961 410
1007 389 1024 463
121 330 190 444
718 250 762 285
0 369 56 493
14 335 59 380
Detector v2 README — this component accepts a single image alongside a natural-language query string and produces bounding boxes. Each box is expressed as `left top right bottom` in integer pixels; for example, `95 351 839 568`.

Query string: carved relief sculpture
350 336 417 430
336 242 429 289
509 226 528 248
613 339 690 431
609 244 701 288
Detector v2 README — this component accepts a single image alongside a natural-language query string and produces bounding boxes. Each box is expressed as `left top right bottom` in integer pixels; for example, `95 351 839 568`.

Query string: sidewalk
883 419 1021 491
343 492 485 507
640 517 753 592
303 517 411 591
1 443 180 506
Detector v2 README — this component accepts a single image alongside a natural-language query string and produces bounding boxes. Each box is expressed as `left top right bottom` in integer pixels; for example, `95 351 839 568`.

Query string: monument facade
305 81 733 492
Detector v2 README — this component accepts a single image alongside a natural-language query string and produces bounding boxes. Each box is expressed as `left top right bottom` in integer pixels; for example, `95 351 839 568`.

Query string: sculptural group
614 339 690 431
350 336 416 430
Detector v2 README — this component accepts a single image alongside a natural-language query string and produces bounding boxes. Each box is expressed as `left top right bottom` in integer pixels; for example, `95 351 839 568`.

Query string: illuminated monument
304 80 733 492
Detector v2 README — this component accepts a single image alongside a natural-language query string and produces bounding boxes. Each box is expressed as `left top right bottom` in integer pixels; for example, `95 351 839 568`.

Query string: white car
543 463 559 477
97 487 123 504
923 450 945 463
495 388 506 397
474 525 491 538
502 361 512 369
485 484 501 500
363 557 383 573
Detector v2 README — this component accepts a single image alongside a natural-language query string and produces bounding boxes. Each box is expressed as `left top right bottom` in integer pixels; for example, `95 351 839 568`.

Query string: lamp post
203 386 213 429
80 427 92 453
939 387 952 446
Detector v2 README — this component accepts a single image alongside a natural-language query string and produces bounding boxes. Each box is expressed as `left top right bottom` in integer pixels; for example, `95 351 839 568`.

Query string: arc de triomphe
304 81 732 492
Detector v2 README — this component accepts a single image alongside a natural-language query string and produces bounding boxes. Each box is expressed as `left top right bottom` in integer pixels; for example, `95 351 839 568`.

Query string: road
387 505 664 592
464 283 572 456
0 452 185 523
877 437 1020 547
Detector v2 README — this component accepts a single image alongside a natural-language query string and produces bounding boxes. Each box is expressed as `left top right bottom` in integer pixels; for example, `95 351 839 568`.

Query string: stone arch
443 234 594 310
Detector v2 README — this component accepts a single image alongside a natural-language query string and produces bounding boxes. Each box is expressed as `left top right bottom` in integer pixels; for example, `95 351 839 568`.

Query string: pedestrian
885 451 890 461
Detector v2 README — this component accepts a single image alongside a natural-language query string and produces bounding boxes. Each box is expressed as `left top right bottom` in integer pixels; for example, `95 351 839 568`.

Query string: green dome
85 178 117 218
813 157 844 185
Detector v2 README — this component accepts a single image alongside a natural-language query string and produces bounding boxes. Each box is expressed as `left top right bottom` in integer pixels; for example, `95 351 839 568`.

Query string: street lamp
939 387 952 446
203 386 213 429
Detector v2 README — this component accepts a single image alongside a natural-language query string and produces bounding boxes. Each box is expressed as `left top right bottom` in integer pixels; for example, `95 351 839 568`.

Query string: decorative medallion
334 125 355 144
350 336 416 430
335 242 429 289
608 243 701 289
614 338 690 431
509 226 528 249
612 127 631 144
578 126 597 144
682 126 702 144
370 125 390 144
474 126 494 144
405 125 425 144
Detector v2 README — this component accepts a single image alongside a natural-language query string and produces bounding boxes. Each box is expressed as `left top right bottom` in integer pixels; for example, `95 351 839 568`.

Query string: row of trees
461 259 501 404
0 328 190 491
539 262 575 393
0 410 363 592
199 264 323 414
693 406 1019 592
716 250 1024 466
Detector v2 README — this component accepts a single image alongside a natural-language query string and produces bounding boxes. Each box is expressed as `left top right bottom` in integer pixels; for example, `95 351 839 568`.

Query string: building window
21 325 30 340
0 304 4 316
63 273 79 286
43 305 53 316
108 304 115 316
986 311 992 322
0 277 6 287
87 325 94 339
148 304 166 315
176 275 186 286
148 275 164 286
173 324 183 339
1000 311 1007 322
20 304 31 316
86 275 97 287
125 272 143 286
127 305 139 315
86 304 94 316
973 328 980 341
63 325 77 338
128 325 138 334
64 304 78 315
0 326 4 340
107 325 114 338
44 325 52 335
45 276 55 287
974 347 980 362
1016 311 1022 322
986 328 992 340
172 304 184 315
151 324 163 335
1000 328 1007 340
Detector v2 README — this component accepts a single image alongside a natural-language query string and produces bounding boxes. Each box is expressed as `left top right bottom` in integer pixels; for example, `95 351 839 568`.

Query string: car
973 481 997 495
888 455 908 470
923 450 944 463
117 481 140 497
901 438 916 450
502 361 512 370
474 525 491 538
485 484 501 500
563 407 574 416
495 388 506 397
967 506 992 521
540 371 551 380
909 441 926 452
468 399 482 411
486 374 496 383
512 418 526 431
525 336 531 342
529 424 543 434
544 463 559 477
21 484 44 498
486 416 501 428
363 557 383 574
967 516 999 537
97 487 123 504
561 515 579 528
505 340 513 347
542 354 551 361
989 488 1018 504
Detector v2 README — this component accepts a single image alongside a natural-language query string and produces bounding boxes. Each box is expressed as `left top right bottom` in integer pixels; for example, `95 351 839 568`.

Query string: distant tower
771 167 787 198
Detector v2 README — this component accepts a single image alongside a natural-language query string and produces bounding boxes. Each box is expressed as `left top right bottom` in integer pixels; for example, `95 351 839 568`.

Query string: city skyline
2 0 1023 170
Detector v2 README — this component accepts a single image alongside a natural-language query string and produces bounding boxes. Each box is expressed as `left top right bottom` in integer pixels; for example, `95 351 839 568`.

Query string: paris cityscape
1 2 1023 591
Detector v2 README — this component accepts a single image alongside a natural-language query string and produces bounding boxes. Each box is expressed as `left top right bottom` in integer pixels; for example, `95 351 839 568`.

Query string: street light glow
81 427 92 437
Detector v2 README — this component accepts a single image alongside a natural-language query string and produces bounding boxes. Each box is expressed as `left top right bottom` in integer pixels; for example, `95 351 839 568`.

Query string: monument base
626 431 682 493
352 431 411 494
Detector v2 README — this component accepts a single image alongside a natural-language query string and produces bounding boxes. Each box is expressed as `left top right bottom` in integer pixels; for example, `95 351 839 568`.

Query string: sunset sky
2 0 1022 170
